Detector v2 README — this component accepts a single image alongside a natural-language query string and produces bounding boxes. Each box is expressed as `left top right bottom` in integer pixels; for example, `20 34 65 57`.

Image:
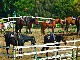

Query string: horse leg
41 25 45 35
56 47 59 55
26 27 28 34
46 47 49 57
41 41 47 51
6 42 10 54
6 44 10 58
18 39 24 58
6 48 9 54
65 25 69 33
43 29 45 35
77 26 79 35
52 26 54 32
31 39 36 45
29 28 32 34
19 29 21 33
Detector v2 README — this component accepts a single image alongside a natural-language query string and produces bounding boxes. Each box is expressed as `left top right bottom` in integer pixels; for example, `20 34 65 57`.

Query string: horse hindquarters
41 35 50 51
22 35 36 45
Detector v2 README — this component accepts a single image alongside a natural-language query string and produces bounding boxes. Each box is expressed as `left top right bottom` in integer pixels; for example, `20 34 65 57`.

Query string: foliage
0 0 80 19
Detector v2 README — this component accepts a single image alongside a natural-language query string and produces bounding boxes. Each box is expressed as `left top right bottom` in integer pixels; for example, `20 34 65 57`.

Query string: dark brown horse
41 32 66 57
15 17 39 33
64 16 80 34
4 31 36 55
41 18 64 35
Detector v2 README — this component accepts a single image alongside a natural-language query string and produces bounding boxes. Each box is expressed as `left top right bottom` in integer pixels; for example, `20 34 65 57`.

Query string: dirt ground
0 28 80 60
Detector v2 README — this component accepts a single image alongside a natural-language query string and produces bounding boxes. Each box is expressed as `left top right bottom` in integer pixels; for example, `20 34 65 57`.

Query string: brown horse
0 22 5 33
15 17 39 33
41 18 64 35
64 16 80 34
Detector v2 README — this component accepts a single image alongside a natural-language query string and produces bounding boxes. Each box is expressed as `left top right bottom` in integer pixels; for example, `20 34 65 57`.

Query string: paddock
0 17 79 60
0 28 80 60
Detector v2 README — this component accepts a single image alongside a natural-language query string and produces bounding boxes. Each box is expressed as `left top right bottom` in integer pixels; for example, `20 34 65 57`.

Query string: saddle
46 33 55 42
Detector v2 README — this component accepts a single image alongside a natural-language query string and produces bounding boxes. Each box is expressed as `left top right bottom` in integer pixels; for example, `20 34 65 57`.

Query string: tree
0 0 80 18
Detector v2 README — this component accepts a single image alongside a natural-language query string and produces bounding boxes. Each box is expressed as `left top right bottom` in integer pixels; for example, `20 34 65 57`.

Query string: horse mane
29 18 35 23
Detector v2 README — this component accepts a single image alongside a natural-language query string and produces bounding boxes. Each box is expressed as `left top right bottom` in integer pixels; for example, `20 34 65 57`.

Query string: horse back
44 33 55 43
65 17 76 25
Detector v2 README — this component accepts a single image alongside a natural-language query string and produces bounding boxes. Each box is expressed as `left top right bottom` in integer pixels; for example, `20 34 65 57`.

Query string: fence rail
13 39 80 60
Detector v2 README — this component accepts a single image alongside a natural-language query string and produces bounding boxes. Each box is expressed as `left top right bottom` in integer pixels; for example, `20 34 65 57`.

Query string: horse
41 32 67 57
4 31 36 55
41 18 64 35
15 17 39 34
64 16 80 34
0 22 5 33
77 16 80 34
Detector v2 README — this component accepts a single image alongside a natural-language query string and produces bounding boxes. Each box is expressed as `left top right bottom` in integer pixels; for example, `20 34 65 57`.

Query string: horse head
55 34 67 45
34 18 39 25
55 18 64 30
20 17 27 25
29 18 39 25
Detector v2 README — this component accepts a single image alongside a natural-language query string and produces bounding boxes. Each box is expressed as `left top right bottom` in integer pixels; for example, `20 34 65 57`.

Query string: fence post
54 41 57 60
13 46 16 60
76 46 79 60
60 54 61 60
72 37 76 60
34 45 38 60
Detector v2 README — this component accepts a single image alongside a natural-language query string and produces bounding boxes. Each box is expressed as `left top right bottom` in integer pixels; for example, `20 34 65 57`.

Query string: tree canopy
0 0 80 19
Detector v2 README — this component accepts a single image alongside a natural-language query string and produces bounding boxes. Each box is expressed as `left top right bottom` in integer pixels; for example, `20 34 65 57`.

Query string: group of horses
1 16 80 58
2 16 39 57
41 16 80 35
15 16 39 34
0 16 80 35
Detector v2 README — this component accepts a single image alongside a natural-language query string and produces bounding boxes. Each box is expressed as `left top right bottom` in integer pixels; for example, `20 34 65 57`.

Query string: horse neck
55 19 61 24
30 19 35 24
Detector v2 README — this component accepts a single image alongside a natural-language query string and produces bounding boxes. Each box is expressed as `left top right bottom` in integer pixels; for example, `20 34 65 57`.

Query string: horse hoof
16 56 22 59
18 56 22 58
26 32 28 34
